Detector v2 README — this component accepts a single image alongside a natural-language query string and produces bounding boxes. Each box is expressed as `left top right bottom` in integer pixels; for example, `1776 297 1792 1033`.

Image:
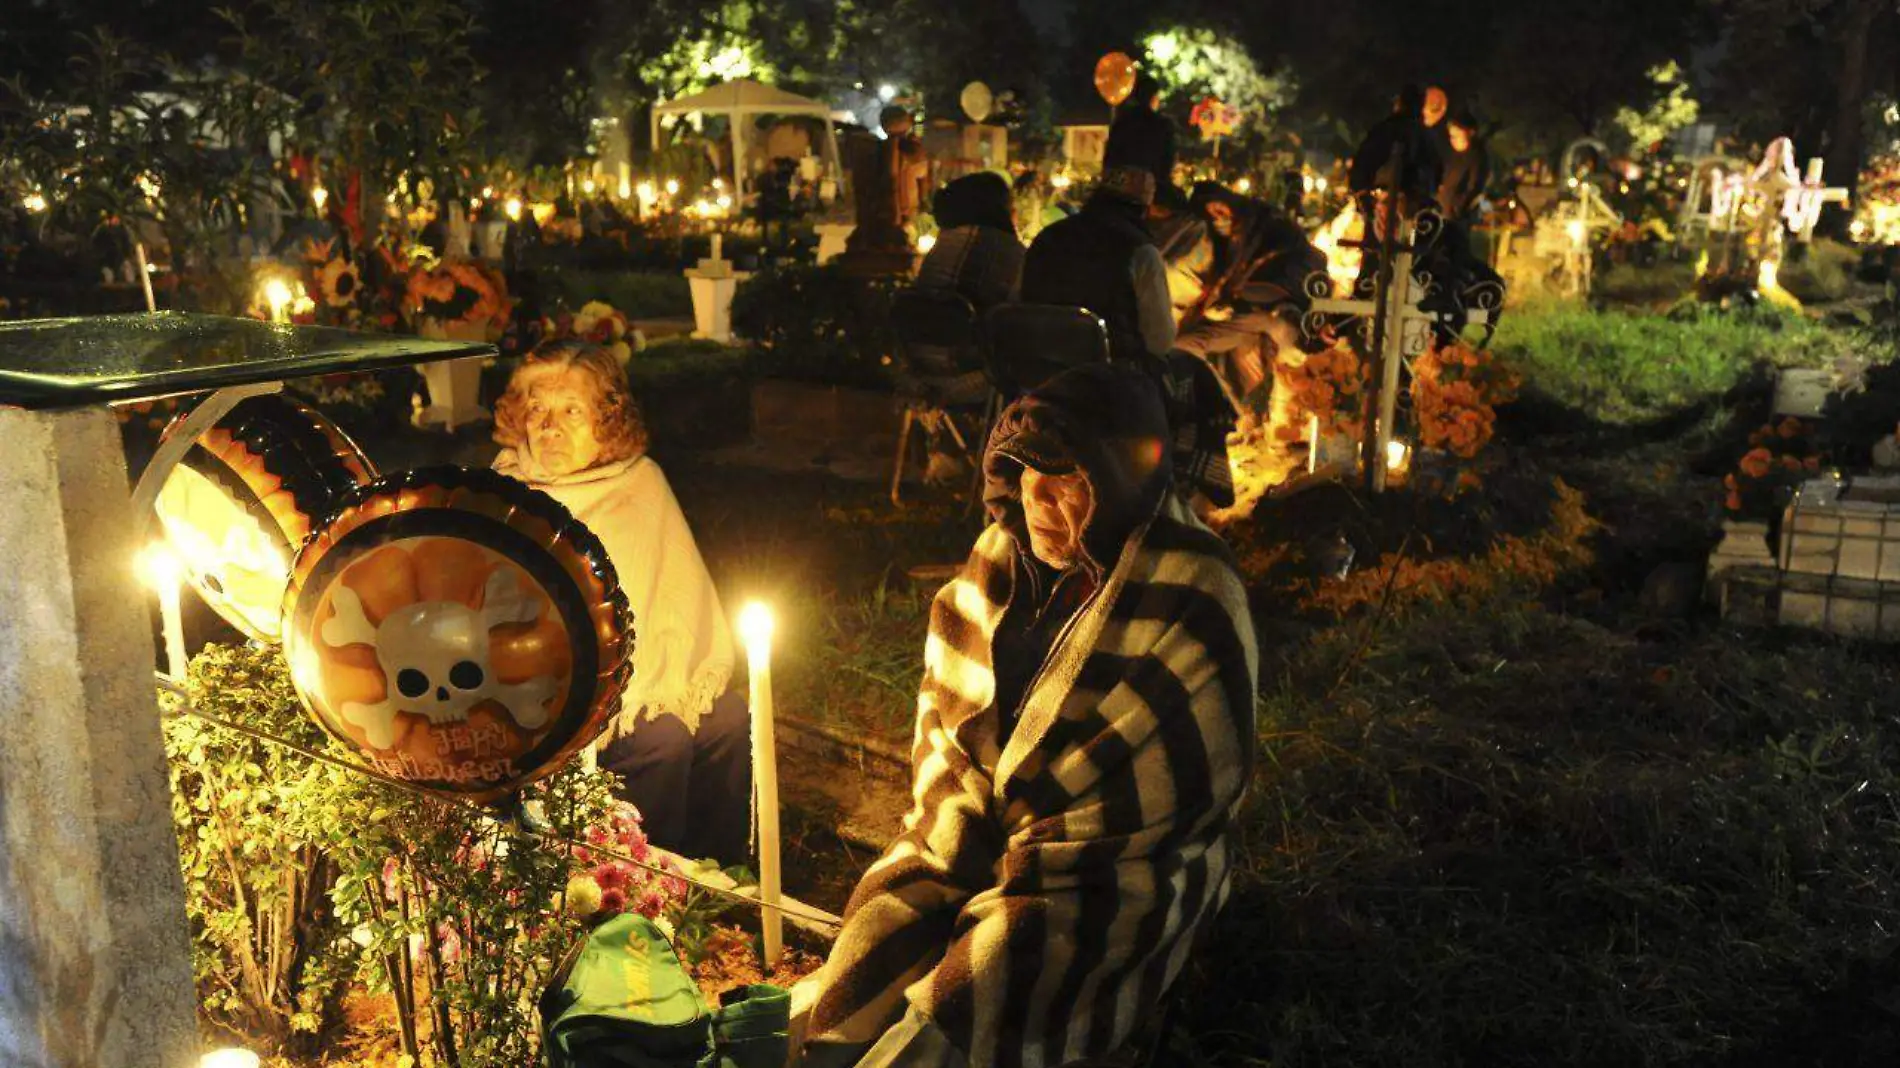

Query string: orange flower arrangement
1723 417 1822 516
403 258 513 337
1412 342 1521 459
1278 342 1370 443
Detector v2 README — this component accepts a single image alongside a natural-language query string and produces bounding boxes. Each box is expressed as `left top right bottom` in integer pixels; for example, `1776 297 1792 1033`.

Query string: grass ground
666 295 1900 1064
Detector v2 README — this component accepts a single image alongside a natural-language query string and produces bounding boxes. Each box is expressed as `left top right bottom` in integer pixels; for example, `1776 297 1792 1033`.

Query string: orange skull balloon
282 466 633 803
1094 52 1138 107
154 394 376 643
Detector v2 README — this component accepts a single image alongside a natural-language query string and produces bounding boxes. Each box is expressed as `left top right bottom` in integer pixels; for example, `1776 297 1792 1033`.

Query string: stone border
778 714 909 785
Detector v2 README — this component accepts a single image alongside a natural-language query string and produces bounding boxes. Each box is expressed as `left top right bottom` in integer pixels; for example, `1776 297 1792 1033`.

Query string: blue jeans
596 689 753 868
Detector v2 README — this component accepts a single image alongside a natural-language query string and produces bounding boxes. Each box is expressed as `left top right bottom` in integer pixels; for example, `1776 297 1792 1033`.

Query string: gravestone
0 314 494 1067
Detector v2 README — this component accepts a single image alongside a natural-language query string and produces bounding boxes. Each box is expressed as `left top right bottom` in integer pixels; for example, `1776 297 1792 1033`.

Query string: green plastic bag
541 914 714 1068
711 983 791 1068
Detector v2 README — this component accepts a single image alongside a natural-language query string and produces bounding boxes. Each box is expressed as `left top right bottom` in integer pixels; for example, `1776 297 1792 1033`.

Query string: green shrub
167 643 635 1065
730 264 894 389
1593 260 1696 308
1492 301 1853 424
1777 238 1860 306
523 267 693 319
1177 598 1900 1067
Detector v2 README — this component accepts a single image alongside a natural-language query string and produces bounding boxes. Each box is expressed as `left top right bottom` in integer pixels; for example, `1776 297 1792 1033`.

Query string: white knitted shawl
493 450 735 737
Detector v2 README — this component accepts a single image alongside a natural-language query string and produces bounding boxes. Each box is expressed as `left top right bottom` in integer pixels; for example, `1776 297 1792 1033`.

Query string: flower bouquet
542 300 640 363
1411 341 1520 459
403 257 513 341
1277 342 1370 445
1724 417 1822 519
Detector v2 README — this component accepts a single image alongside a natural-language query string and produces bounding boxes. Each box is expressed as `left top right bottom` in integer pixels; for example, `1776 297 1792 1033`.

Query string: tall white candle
711 232 724 263
133 241 157 313
141 544 187 680
737 602 782 968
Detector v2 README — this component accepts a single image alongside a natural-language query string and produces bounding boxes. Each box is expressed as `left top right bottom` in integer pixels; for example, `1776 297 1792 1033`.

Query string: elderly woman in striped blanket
805 363 1259 1067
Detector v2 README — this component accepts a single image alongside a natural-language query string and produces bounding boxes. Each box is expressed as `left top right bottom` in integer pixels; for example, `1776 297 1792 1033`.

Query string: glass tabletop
0 313 496 409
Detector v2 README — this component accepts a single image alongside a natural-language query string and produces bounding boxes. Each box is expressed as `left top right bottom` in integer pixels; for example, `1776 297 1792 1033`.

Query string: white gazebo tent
651 79 845 194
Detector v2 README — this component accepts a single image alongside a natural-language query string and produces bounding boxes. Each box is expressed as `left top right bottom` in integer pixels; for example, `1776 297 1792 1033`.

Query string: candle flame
737 602 775 652
139 542 184 592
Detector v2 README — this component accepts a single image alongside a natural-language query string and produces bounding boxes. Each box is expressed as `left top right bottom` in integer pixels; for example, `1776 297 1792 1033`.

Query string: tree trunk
1820 0 1885 237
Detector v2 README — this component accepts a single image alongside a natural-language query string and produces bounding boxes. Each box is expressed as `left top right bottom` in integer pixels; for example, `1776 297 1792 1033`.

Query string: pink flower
599 888 628 915
636 890 666 918
585 826 611 847
593 862 634 890
664 875 688 900
619 824 649 854
573 846 594 864
381 857 403 902
436 922 462 964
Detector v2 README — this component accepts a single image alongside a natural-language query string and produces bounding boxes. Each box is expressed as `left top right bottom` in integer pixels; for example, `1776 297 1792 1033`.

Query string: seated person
916 171 1024 317
1173 182 1327 426
493 341 749 866
804 363 1259 1067
1020 164 1176 366
908 172 1025 408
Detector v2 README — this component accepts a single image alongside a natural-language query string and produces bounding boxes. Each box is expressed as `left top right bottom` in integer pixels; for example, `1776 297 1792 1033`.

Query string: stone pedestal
813 223 855 266
0 407 199 1068
686 263 750 343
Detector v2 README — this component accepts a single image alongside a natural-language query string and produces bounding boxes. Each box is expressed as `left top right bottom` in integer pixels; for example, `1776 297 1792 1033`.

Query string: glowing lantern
282 467 633 803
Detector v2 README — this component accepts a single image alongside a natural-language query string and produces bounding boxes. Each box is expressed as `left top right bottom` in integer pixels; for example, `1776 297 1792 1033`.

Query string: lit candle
263 278 292 324
140 543 187 680
133 241 157 314
736 602 782 967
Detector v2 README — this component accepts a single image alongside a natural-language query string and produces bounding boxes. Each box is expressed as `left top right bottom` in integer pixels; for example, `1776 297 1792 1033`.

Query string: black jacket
1020 194 1155 363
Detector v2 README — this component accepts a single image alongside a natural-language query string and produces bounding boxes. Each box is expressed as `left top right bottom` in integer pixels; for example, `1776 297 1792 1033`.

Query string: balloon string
157 676 844 931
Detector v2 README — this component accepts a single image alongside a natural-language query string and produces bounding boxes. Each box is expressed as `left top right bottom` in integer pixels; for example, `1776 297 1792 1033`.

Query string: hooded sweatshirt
980 364 1172 731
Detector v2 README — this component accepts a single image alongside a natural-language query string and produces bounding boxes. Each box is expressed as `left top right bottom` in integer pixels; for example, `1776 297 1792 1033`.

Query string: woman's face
1020 467 1093 570
1206 200 1236 237
522 367 604 477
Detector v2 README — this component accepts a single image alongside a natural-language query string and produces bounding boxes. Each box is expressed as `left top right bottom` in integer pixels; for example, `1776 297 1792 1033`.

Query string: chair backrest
891 288 982 377
982 302 1112 399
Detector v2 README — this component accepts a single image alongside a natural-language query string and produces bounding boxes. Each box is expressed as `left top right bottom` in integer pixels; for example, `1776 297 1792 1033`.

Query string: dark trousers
596 688 753 868
1172 308 1284 414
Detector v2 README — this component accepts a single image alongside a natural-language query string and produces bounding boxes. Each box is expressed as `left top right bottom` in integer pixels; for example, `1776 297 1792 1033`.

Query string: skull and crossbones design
320 564 558 749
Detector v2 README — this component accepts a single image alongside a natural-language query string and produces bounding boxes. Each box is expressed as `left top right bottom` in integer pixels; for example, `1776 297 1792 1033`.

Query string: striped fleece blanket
805 491 1258 1067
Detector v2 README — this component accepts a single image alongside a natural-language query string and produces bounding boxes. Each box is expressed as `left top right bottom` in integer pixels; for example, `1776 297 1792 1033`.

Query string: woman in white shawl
493 341 748 864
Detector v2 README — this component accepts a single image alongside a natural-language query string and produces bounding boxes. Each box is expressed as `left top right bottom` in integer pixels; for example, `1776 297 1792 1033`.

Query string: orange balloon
1094 52 1138 107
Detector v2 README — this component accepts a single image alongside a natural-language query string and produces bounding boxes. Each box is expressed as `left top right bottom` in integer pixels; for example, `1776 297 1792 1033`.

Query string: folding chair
981 302 1113 401
889 288 989 505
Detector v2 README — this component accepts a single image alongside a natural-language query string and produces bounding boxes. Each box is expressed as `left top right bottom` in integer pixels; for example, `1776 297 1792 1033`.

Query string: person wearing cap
1105 71 1178 205
1019 163 1177 365
805 364 1259 1068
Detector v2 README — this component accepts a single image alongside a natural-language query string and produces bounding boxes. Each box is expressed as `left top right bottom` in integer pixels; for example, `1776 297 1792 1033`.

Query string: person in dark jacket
1172 182 1326 420
1019 165 1175 367
1348 84 1443 213
1437 110 1489 220
916 172 1024 316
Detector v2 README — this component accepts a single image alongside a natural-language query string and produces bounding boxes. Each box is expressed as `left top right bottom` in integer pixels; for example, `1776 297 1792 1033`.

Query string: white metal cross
1307 219 1495 492
1783 157 1851 244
